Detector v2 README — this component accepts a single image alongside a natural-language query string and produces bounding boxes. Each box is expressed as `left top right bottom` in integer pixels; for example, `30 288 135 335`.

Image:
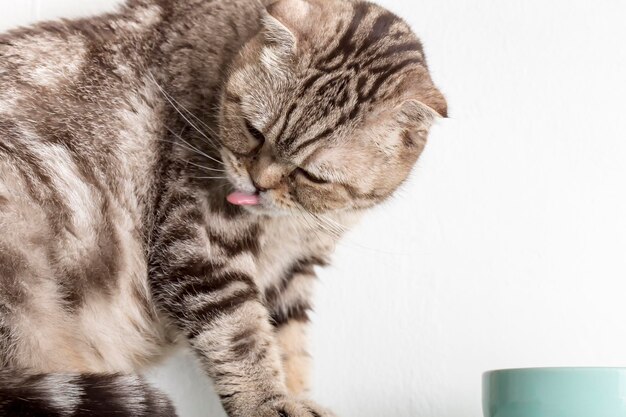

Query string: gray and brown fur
0 0 446 415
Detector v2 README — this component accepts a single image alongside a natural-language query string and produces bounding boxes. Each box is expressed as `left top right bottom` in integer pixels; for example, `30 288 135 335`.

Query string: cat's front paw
257 397 336 417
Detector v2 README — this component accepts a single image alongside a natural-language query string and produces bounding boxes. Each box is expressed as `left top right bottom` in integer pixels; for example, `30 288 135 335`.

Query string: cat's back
0 6 166 226
0 19 88 91
0 7 174 371
0 20 115 256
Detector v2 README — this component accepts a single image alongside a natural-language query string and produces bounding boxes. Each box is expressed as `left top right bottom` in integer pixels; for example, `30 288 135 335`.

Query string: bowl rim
483 367 626 377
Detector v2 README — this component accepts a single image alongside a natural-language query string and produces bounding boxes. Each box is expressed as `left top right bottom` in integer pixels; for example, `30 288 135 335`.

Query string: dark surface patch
264 256 327 307
274 103 298 152
0 305 15 367
309 408 322 417
59 198 123 310
0 137 73 235
158 219 199 245
206 223 261 257
187 285 259 338
206 193 245 220
79 374 177 417
230 327 261 360
80 374 131 416
132 281 158 323
362 58 422 102
357 11 397 57
171 271 255 306
157 188 200 226
290 128 333 156
0 372 176 417
360 41 423 68
0 245 30 307
299 71 325 96
401 130 414 147
0 395 63 417
160 257 224 286
319 2 372 71
275 102 298 147
270 301 312 328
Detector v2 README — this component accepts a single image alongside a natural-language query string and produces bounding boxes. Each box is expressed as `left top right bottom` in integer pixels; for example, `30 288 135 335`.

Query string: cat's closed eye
245 120 265 149
231 120 265 157
296 168 329 184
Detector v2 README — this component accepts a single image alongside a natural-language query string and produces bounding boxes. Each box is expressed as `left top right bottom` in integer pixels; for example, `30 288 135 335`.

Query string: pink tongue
227 191 260 206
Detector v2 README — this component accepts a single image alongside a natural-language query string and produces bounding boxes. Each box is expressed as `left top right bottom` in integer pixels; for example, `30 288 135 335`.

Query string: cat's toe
299 399 336 417
259 397 336 417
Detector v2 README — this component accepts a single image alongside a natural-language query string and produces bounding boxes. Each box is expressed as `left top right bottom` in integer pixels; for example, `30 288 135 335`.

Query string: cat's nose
250 167 285 192
252 179 268 193
250 153 286 192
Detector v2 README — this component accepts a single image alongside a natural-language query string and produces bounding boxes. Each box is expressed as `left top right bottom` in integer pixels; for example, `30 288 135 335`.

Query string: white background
2 1 626 416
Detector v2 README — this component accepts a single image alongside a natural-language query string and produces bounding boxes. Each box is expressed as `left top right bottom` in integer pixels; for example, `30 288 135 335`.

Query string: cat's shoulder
0 20 90 87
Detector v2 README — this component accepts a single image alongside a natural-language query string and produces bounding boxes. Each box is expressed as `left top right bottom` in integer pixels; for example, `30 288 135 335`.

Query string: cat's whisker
150 73 223 149
301 210 342 239
160 86 221 139
157 138 208 161
190 176 229 180
316 221 342 240
157 137 223 168
316 214 347 236
314 213 344 231
290 202 331 236
285 213 301 236
147 71 222 151
297 211 328 244
183 159 227 173
216 182 232 192
322 221 344 239
304 210 340 235
163 125 226 167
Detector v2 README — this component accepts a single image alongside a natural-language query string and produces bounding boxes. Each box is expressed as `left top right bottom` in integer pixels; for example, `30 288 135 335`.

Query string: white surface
2 1 626 416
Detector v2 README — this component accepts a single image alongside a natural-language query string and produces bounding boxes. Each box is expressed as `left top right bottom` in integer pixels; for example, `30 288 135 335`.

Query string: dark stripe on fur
270 301 311 327
187 284 260 338
0 371 177 417
170 271 253 305
274 102 298 151
205 224 261 257
278 3 426 154
318 2 372 71
264 256 327 307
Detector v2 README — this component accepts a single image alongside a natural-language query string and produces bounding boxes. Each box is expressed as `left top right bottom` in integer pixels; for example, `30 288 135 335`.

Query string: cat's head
218 0 446 215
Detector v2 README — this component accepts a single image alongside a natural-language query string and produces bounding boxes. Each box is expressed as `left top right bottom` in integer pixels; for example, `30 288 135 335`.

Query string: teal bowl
483 368 626 417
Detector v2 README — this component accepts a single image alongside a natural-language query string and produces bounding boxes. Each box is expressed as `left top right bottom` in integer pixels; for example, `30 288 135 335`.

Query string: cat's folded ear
397 99 440 128
393 96 445 153
393 85 446 155
263 0 317 50
396 68 448 129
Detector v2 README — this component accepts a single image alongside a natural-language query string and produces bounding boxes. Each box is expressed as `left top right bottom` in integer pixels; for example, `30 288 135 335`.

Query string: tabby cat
0 0 446 415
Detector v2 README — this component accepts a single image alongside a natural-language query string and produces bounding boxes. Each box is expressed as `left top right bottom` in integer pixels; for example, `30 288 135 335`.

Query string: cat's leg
275 319 311 396
149 189 334 417
266 262 323 396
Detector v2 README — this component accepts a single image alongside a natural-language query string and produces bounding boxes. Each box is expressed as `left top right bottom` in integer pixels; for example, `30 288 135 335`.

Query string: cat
0 0 447 415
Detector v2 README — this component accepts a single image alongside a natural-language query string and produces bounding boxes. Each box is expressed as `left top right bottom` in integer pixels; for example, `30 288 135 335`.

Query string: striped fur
0 0 446 416
0 371 175 416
